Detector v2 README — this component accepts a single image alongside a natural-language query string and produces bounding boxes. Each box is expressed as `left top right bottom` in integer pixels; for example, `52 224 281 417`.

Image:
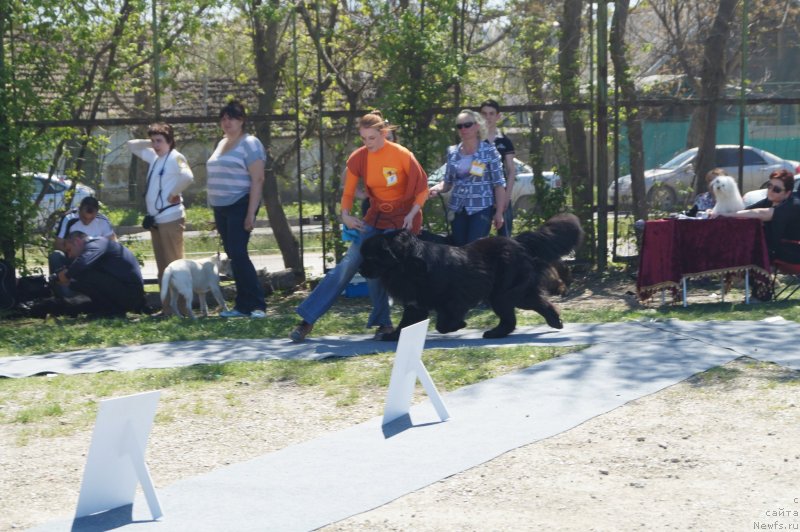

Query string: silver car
29 173 96 228
427 158 562 211
609 145 800 211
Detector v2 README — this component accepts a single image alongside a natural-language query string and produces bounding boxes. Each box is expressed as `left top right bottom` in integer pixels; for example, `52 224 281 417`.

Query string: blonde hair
457 109 487 140
705 167 727 184
357 110 397 137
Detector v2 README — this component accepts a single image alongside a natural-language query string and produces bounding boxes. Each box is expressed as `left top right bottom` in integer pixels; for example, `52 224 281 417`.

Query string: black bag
142 214 157 230
16 275 51 303
0 259 16 311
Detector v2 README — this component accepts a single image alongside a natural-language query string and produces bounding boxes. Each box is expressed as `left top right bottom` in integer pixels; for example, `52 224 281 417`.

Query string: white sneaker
249 310 266 319
220 309 249 318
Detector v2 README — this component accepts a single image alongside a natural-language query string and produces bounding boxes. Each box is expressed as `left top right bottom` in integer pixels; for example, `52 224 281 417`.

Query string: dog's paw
483 327 512 339
435 320 467 334
377 330 400 342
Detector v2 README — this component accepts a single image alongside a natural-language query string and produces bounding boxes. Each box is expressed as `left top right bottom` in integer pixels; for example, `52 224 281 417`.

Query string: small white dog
710 175 745 215
160 257 229 318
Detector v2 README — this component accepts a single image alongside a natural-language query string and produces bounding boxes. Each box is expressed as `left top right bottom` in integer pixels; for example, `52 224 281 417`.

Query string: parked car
29 173 95 228
608 145 800 211
427 158 562 211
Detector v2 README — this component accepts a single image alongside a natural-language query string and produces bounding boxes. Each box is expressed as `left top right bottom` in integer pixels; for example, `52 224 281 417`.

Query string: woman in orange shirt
290 111 428 342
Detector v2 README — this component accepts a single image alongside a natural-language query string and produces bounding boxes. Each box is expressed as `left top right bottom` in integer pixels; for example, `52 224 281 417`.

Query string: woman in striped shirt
206 100 267 318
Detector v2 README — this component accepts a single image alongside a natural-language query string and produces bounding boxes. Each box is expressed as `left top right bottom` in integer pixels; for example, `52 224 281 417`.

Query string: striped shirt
444 141 505 214
206 134 267 207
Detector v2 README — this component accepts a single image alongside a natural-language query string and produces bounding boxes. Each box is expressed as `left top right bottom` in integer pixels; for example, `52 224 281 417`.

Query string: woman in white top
206 100 267 318
127 123 194 291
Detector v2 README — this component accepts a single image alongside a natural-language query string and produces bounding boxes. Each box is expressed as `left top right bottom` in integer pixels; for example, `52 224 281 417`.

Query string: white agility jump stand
75 390 162 520
382 319 450 426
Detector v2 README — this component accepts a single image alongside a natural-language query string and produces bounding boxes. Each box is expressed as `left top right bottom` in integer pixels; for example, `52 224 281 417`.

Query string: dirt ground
2 273 800 531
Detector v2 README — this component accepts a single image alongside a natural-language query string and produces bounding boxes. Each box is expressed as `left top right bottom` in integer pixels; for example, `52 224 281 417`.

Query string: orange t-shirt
341 141 428 213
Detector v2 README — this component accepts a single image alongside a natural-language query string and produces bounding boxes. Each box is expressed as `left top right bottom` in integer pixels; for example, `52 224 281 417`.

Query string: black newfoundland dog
359 213 583 341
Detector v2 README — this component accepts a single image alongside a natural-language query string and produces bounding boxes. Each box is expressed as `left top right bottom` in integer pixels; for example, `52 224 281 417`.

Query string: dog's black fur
359 213 583 341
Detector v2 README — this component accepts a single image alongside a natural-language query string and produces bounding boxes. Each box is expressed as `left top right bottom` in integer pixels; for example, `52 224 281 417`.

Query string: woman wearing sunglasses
429 109 506 246
713 168 800 262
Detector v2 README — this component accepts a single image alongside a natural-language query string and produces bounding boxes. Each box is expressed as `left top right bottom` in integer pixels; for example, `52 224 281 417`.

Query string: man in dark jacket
55 231 145 317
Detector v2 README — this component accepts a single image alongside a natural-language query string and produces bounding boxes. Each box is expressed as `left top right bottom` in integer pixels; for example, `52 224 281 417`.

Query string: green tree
246 0 302 274
511 0 567 228
558 0 594 260
371 0 463 169
2 0 218 265
610 0 647 221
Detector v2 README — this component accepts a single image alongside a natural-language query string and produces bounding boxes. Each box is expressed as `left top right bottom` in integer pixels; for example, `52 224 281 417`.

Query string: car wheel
646 185 677 212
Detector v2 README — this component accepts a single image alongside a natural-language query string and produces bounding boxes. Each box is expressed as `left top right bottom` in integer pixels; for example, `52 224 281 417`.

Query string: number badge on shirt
383 167 399 187
469 160 486 177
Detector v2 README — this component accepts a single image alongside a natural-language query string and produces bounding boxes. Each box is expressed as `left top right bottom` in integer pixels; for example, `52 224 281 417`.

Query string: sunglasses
770 185 786 194
455 122 475 130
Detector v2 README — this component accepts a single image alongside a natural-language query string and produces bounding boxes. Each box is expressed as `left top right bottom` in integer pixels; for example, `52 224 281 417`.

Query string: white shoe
249 310 266 319
220 309 249 318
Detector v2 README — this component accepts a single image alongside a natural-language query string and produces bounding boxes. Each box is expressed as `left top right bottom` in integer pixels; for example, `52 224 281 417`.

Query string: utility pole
596 0 610 271
152 0 160 119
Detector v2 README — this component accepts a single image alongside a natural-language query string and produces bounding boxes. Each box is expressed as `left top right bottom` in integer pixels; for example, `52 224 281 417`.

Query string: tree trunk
558 0 594 261
251 0 303 275
691 0 738 196
610 0 647 220
0 0 15 263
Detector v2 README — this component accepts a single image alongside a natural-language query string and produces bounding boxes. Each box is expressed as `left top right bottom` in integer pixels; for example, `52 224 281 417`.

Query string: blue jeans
213 196 266 313
296 224 391 327
48 250 77 298
451 207 493 246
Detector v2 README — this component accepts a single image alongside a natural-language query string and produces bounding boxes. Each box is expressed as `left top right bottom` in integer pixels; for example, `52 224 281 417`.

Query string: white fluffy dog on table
710 175 745 215
160 257 229 318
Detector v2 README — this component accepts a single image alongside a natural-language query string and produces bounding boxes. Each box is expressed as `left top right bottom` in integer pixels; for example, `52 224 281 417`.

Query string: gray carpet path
22 318 800 531
3 321 677 378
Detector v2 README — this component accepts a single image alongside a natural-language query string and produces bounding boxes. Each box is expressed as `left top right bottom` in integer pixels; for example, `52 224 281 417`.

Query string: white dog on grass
160 256 229 318
710 174 745 215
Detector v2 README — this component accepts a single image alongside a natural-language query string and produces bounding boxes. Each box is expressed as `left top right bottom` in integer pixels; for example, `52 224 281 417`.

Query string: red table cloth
637 217 772 302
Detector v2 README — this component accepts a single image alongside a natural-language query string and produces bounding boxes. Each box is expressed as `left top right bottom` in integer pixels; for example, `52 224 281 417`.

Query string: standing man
480 99 516 236
55 231 146 318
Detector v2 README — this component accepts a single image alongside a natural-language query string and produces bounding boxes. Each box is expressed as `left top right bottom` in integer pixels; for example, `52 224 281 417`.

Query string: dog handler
127 123 194 288
290 111 429 342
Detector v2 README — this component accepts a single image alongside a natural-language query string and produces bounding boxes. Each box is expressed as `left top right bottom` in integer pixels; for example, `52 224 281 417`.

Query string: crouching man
55 231 146 318
49 196 116 299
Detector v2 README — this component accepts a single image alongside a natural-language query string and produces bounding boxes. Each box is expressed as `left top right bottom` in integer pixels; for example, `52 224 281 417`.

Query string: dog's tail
160 267 172 305
514 213 584 264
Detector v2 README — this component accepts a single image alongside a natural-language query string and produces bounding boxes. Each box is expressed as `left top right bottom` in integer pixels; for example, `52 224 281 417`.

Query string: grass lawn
2 265 798 443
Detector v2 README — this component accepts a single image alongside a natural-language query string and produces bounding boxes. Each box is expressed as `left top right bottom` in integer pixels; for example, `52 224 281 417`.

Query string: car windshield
515 161 533 174
658 150 696 170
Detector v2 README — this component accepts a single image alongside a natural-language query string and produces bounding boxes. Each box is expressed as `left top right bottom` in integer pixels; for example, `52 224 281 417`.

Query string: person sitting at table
686 168 727 217
711 169 800 263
